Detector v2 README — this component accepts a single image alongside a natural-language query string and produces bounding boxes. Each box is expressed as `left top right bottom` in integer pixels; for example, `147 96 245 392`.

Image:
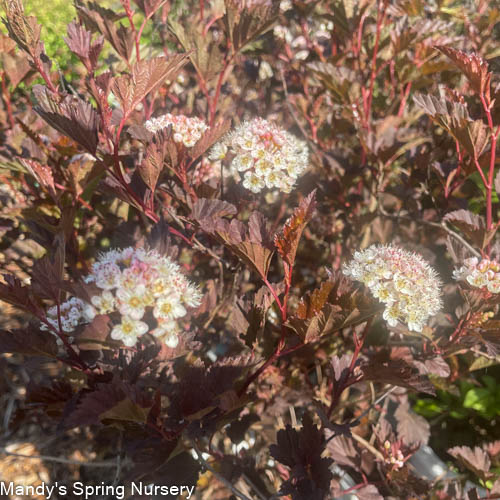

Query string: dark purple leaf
0 327 58 358
448 446 492 481
64 20 103 71
394 401 430 446
112 55 189 118
361 358 436 395
435 46 492 98
33 85 99 154
270 414 333 500
412 356 450 378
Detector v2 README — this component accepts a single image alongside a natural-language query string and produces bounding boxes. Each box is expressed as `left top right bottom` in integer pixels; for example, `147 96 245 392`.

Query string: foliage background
0 0 500 499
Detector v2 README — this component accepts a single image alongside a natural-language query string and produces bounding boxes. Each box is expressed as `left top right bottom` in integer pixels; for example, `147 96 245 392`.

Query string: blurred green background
1 1 121 74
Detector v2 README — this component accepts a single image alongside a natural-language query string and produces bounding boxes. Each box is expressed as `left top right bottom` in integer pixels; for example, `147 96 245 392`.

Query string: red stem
123 0 141 62
327 319 372 417
199 0 205 21
209 55 232 127
54 183 94 211
397 81 412 117
355 13 368 57
480 93 498 233
364 0 385 130
113 118 160 222
34 56 58 94
1 73 15 129
237 275 289 397
40 315 90 373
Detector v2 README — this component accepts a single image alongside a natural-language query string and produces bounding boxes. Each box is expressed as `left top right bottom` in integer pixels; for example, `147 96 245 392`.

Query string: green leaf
463 388 492 413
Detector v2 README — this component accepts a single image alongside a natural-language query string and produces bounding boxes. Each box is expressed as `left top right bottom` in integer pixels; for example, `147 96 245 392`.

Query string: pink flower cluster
209 117 308 193
452 257 500 293
41 247 202 348
342 245 442 332
144 113 208 147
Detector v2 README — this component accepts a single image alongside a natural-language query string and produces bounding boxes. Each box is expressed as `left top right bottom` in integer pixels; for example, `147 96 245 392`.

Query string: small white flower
164 332 179 348
233 154 254 172
91 290 115 314
383 305 400 327
182 286 202 307
243 172 266 193
153 296 187 320
95 262 121 290
454 257 500 294
82 304 96 321
264 170 282 189
208 142 228 161
111 317 148 347
254 158 273 177
116 285 148 320
152 321 180 348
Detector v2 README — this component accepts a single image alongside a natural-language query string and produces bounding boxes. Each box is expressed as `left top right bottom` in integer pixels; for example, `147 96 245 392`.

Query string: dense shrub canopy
0 0 500 498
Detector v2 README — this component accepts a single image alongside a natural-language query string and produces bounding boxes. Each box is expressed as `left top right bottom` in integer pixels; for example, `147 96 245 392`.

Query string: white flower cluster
41 247 202 348
342 245 442 332
144 113 208 148
209 118 308 194
273 19 333 61
452 257 500 293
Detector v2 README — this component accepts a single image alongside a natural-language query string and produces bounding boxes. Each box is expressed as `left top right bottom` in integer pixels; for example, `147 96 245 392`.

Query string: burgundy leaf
191 198 237 222
296 281 335 320
189 119 231 161
75 0 133 61
287 304 343 343
361 358 436 395
138 128 172 192
26 380 74 417
2 0 42 56
225 0 280 52
270 413 333 500
0 327 58 358
491 479 500 495
65 381 151 429
0 274 44 317
394 401 430 446
436 46 492 99
20 159 57 199
33 85 99 154
64 20 103 71
326 433 362 469
75 315 111 350
274 190 317 282
448 446 492 481
192 204 274 278
412 356 450 378
112 55 189 118
354 484 384 500
31 232 65 301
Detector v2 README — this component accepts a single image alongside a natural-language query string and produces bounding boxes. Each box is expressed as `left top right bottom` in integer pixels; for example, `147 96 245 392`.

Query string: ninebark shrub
0 0 499 498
